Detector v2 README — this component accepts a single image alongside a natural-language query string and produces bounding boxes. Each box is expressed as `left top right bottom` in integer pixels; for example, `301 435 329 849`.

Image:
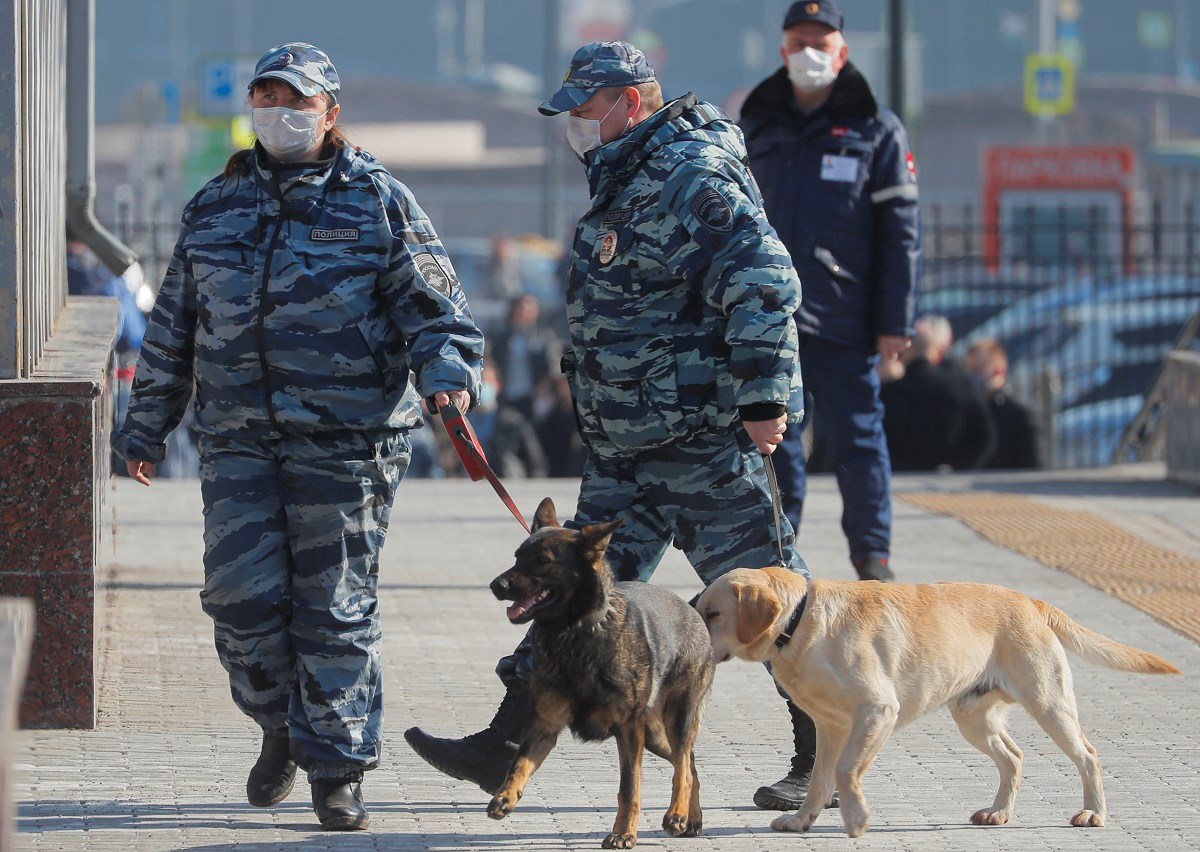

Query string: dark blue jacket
740 63 921 350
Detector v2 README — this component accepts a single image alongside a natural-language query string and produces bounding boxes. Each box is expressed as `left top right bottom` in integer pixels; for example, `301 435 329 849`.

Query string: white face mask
787 46 837 92
565 94 626 159
252 106 327 162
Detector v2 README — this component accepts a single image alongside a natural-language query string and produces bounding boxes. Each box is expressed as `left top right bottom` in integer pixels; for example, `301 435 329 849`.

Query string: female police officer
112 42 483 831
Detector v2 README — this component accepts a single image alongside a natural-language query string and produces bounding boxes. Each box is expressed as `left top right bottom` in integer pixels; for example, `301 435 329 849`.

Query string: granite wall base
0 297 117 728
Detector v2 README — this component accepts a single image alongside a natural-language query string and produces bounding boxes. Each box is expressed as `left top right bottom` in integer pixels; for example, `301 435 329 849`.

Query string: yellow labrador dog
694 567 1179 837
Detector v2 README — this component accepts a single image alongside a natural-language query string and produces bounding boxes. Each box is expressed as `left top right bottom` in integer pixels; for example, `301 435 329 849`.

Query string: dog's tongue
506 594 540 622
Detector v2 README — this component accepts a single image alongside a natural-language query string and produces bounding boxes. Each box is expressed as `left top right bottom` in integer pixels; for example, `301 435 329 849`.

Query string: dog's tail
1036 600 1180 675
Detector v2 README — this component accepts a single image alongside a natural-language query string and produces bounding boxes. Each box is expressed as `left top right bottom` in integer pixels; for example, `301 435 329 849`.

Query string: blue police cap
782 0 844 31
539 41 656 116
249 42 340 101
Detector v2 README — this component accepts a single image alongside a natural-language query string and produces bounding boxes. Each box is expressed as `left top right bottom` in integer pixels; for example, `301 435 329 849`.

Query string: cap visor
538 85 594 116
249 70 323 99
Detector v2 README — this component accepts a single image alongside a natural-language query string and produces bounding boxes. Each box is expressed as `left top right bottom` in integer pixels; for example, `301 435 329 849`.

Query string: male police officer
737 0 921 811
407 41 811 806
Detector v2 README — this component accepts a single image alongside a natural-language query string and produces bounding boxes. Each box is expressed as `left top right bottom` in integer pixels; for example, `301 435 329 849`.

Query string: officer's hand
878 334 911 361
433 389 472 413
126 459 156 487
743 416 787 455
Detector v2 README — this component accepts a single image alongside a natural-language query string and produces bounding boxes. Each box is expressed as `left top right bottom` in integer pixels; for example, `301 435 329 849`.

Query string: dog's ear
531 498 559 531
731 579 783 646
578 518 623 565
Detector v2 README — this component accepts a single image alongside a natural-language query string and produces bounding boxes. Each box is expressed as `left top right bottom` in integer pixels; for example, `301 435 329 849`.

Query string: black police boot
404 681 532 795
311 775 369 831
246 730 297 807
753 701 838 810
853 553 895 582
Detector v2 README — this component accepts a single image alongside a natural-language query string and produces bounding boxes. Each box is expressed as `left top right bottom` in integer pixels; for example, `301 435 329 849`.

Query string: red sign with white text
982 146 1136 270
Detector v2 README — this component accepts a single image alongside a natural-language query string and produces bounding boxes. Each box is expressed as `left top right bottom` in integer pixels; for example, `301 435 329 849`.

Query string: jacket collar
741 61 877 130
249 142 363 199
584 93 700 201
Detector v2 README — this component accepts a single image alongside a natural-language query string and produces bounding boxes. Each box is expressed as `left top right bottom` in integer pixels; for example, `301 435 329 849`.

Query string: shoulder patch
415 252 454 297
690 186 734 233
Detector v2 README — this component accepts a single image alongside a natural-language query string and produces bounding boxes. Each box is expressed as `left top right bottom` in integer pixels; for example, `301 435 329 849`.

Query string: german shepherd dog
485 498 715 849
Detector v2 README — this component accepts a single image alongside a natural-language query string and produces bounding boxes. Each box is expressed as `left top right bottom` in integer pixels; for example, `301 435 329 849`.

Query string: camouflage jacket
113 144 483 463
564 93 803 457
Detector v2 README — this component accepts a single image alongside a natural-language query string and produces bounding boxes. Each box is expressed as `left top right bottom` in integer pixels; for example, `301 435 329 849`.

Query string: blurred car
952 275 1200 468
955 275 1199 359
967 295 1199 408
917 274 1054 340
1053 395 1142 468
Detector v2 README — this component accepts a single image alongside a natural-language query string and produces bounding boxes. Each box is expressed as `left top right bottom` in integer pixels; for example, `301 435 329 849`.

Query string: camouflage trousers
197 430 410 781
497 426 807 686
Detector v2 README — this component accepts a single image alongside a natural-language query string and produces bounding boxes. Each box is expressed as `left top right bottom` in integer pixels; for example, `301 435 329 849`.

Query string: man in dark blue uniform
738 0 921 812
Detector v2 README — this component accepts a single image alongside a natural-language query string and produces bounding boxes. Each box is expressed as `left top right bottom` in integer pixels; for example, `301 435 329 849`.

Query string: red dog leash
437 401 531 533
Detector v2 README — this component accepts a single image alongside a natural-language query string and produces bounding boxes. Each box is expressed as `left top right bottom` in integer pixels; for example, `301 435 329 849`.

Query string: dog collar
774 593 808 648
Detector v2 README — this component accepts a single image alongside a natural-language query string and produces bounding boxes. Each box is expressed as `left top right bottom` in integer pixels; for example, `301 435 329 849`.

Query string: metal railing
111 201 1200 470
0 0 67 380
923 203 1200 469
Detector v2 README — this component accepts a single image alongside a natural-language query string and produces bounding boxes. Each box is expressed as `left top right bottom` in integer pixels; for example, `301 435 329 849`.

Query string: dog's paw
971 807 1012 826
487 791 517 820
771 813 812 832
601 831 637 848
662 811 688 836
844 817 869 838
662 811 702 837
840 799 870 837
1070 809 1105 827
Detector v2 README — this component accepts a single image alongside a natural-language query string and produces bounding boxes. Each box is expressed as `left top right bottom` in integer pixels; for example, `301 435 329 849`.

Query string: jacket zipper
257 178 287 432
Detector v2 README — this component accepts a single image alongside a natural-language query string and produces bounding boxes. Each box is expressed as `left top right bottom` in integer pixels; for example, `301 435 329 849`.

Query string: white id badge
820 154 859 182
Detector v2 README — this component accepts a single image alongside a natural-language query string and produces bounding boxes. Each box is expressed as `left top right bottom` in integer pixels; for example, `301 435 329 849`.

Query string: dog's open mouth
506 589 556 624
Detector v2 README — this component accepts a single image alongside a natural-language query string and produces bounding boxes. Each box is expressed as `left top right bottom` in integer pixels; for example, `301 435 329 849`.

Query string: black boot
853 554 895 582
404 682 532 795
753 702 838 810
246 730 297 807
311 776 369 831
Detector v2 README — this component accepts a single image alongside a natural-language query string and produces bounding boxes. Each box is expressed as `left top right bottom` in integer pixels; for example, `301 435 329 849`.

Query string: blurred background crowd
83 0 1200 478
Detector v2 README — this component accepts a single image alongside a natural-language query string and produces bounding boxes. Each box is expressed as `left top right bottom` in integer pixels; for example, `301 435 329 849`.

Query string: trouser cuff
305 762 370 783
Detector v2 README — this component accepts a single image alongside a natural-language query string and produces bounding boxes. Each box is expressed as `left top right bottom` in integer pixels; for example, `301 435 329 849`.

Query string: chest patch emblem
310 227 360 241
415 252 454 297
690 187 734 233
597 230 618 265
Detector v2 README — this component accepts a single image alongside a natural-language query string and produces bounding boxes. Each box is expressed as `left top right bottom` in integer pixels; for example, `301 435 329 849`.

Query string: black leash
763 449 808 647
762 451 787 567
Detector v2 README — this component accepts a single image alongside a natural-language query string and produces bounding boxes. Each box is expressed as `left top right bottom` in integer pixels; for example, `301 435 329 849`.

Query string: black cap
782 0 844 31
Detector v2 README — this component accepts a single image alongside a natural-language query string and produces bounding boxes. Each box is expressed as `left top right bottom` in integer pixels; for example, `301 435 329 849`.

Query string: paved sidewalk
13 465 1200 850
